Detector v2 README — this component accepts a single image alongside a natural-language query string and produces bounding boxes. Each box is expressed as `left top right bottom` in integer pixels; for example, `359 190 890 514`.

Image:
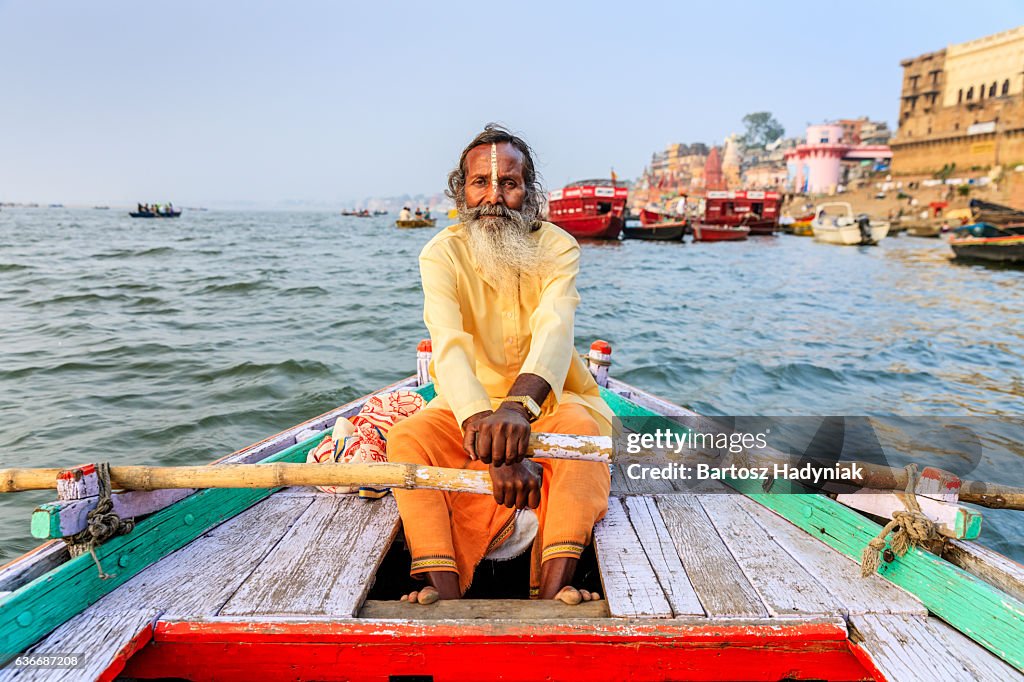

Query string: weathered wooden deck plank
592 497 674 618
735 495 926 617
85 495 314 618
358 599 611 620
697 495 842 618
656 495 769 618
0 609 157 681
851 613 1024 681
0 495 313 674
732 481 1024 670
943 539 1024 604
621 496 703 616
220 495 399 617
0 543 67 595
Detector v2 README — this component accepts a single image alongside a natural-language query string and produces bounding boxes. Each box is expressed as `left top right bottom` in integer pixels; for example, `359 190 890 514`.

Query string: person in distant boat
414 207 423 218
388 124 611 607
399 206 412 221
423 208 431 220
137 203 144 213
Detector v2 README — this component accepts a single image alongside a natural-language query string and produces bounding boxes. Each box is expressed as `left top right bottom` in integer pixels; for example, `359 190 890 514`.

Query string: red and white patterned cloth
305 390 426 496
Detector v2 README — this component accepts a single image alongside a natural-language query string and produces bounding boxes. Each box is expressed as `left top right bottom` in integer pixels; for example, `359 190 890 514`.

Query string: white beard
462 210 552 298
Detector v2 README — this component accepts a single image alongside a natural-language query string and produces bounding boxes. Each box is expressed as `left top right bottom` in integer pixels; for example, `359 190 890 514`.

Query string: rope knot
860 464 940 577
63 462 135 579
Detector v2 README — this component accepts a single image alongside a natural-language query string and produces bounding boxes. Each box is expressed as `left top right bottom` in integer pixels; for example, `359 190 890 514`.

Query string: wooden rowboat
691 223 749 242
948 228 1024 263
395 219 437 228
622 220 686 241
129 210 181 219
1 344 1022 680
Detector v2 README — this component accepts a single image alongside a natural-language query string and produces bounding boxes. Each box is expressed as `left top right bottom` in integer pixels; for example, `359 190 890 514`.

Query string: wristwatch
503 395 542 422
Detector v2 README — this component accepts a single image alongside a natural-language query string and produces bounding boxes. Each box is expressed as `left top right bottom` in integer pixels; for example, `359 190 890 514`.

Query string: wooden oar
0 433 613 494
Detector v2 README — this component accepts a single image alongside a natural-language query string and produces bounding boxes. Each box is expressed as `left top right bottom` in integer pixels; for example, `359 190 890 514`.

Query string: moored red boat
703 190 781 235
547 180 627 239
691 223 750 242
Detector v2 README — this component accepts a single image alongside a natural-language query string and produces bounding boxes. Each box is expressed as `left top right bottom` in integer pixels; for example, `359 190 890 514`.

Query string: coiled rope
860 463 940 577
63 462 135 579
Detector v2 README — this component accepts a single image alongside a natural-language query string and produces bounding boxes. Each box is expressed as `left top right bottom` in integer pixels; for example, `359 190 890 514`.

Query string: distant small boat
902 218 946 238
812 203 888 246
948 223 1024 263
783 214 814 236
969 198 1024 226
623 220 687 241
48 204 63 208
691 223 749 242
93 206 110 210
130 210 182 219
396 219 436 229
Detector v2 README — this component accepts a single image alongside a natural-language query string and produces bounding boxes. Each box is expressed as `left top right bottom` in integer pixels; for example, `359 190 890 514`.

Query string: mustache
462 204 520 220
461 203 540 229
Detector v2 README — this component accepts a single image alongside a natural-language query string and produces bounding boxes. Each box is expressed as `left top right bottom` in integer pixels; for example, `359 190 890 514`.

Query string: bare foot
399 586 440 605
554 586 601 605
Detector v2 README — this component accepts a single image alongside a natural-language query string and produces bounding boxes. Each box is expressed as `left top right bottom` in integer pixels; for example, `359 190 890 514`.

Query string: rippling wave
0 207 1021 562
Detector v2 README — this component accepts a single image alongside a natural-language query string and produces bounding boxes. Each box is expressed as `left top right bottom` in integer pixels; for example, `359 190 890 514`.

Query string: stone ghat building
892 26 1024 175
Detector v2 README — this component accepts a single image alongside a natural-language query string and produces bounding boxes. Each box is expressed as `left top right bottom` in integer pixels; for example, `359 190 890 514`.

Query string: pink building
785 124 892 194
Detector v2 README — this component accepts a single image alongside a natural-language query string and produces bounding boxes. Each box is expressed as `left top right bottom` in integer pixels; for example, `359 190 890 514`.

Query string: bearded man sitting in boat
387 124 613 605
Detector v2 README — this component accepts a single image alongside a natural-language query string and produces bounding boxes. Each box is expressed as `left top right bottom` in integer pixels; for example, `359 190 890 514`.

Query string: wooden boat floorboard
656 495 770 618
358 598 611 620
592 497 675 618
698 494 844 618
219 495 399 618
0 608 157 682
736 495 926 616
850 613 1024 681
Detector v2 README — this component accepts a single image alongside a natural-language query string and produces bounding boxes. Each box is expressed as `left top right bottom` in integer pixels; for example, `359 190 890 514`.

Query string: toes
404 591 418 603
591 592 602 601
555 586 582 606
579 589 592 601
417 586 440 605
400 594 409 602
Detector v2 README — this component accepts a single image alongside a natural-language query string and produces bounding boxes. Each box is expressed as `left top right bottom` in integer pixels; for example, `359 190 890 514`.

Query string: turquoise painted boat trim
0 430 325 664
731 478 1023 670
958 506 983 540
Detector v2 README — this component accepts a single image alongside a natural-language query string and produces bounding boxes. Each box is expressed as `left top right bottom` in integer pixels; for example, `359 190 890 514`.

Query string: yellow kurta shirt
419 221 613 435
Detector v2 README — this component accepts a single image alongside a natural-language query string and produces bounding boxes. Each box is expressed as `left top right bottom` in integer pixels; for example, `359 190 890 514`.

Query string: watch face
524 397 541 419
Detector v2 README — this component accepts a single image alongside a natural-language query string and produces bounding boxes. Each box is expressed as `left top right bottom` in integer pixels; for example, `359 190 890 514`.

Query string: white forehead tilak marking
490 143 499 191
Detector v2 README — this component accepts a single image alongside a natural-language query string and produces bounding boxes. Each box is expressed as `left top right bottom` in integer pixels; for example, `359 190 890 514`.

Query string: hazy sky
2 1 1022 207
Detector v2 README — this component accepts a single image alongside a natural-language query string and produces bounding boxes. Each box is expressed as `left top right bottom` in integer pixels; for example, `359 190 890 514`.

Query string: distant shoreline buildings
891 25 1024 176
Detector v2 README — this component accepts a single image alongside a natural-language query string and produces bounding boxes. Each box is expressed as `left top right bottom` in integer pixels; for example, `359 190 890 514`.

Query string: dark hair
446 123 544 220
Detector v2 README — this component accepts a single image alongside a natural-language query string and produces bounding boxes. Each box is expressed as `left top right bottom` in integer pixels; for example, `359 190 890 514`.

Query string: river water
1 208 1021 563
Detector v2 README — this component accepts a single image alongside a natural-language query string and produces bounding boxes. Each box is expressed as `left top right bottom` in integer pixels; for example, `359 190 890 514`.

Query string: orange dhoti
387 402 611 596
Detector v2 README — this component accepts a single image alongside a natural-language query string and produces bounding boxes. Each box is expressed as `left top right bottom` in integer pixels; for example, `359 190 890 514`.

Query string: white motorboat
812 202 889 245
